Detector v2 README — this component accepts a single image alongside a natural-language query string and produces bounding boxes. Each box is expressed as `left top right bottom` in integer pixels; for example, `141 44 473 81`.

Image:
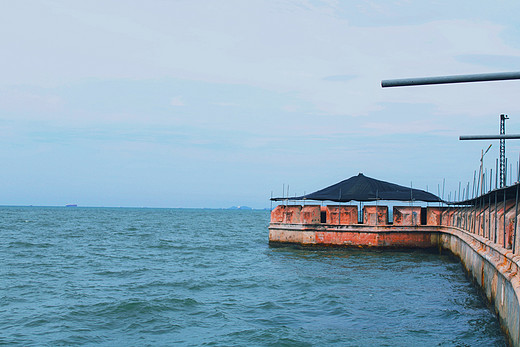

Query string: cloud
455 54 520 69
170 96 185 106
0 89 64 113
213 101 238 107
2 2 520 119
323 75 357 82
2 1 520 207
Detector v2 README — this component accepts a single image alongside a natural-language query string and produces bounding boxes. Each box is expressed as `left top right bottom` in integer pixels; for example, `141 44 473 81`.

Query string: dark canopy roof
272 173 442 203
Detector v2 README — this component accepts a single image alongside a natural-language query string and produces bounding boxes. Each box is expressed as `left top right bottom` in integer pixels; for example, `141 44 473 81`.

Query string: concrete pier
269 185 520 346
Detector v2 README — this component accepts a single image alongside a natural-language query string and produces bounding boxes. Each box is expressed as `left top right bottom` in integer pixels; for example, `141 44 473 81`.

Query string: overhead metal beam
460 134 520 140
382 71 520 88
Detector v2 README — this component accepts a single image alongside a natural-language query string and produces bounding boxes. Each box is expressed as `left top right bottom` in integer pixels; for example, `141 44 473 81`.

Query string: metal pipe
504 188 507 248
514 184 519 253
382 71 520 88
489 169 493 239
496 159 499 191
488 190 492 239
460 134 520 140
472 171 476 199
477 193 481 235
506 158 509 187
495 189 498 243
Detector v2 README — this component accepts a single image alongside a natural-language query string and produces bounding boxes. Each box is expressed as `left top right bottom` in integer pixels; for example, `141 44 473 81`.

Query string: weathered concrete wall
326 205 358 225
363 206 388 225
301 205 321 224
439 227 520 346
393 206 421 226
269 224 439 248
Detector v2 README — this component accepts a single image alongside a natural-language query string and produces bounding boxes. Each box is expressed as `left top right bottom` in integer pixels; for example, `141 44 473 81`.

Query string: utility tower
500 114 509 187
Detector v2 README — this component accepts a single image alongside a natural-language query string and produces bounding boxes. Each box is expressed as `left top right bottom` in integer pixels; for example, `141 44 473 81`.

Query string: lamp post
480 144 492 195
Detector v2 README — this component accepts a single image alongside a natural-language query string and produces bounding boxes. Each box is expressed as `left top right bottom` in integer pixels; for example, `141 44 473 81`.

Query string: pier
269 183 520 345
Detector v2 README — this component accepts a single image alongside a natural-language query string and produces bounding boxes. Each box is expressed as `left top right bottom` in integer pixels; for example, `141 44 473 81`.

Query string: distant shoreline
0 205 270 210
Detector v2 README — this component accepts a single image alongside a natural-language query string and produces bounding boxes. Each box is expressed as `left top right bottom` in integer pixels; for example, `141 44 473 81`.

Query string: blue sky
1 0 520 208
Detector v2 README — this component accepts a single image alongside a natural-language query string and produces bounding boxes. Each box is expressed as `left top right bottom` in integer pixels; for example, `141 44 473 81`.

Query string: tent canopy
272 173 442 203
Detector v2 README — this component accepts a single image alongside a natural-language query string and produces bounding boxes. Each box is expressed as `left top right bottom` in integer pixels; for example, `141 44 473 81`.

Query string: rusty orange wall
308 230 435 248
301 205 321 224
393 206 421 226
283 205 302 224
270 205 285 223
427 207 445 226
326 205 358 225
363 206 388 225
441 209 456 227
437 200 519 249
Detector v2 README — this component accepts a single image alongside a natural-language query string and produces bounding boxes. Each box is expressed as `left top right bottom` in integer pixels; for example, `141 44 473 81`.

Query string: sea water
0 207 507 346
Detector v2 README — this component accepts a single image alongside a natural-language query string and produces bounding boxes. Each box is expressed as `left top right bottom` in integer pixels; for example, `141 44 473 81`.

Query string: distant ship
65 204 78 207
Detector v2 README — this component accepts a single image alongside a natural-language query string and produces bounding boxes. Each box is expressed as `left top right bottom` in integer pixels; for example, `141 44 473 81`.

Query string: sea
0 206 508 346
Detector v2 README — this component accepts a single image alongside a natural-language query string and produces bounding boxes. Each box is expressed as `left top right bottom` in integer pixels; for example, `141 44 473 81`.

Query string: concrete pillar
270 205 285 223
393 206 421 226
283 205 302 224
301 205 321 224
327 205 358 225
426 207 445 226
363 206 388 225
325 205 358 225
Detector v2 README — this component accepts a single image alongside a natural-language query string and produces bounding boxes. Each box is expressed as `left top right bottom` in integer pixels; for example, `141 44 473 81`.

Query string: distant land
227 206 253 210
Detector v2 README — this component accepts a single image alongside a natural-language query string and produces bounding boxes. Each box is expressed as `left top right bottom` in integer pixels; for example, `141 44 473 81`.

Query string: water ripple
0 207 508 346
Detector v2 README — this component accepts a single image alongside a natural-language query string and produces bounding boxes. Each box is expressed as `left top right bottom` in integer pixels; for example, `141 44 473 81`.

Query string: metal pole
514 184 519 253
382 71 520 88
338 189 342 225
471 170 478 234
495 189 498 243
375 189 378 226
460 134 520 140
479 175 484 235
504 188 507 248
506 158 509 187
484 169 487 193
500 114 508 187
472 171 476 199
489 169 493 239
466 182 470 229
495 158 499 190
477 160 482 198
488 191 492 239
477 192 481 235
518 153 520 182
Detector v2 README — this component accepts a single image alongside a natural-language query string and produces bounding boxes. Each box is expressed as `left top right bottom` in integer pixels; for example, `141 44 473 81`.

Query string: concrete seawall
269 193 520 346
440 226 520 346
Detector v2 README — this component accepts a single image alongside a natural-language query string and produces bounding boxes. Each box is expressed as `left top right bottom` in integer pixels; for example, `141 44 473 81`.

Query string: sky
1 0 520 208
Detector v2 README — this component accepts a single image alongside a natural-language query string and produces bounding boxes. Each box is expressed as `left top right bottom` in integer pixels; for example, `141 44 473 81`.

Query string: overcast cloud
1 0 520 207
